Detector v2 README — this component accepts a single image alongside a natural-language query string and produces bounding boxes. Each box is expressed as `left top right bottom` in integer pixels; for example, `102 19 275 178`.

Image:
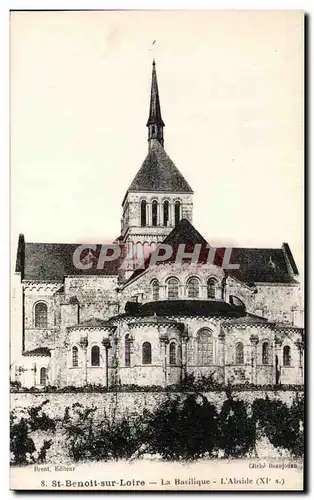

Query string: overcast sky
10 10 303 272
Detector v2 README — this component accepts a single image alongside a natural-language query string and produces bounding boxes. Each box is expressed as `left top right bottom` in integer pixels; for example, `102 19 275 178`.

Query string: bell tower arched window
141 200 147 227
163 200 169 227
152 200 158 226
34 302 48 328
175 201 181 226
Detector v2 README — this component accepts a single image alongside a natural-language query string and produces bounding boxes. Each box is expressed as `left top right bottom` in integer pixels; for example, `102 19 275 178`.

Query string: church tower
120 60 194 246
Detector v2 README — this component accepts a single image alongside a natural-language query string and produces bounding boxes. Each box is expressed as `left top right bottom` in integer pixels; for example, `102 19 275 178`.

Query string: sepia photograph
10 10 304 491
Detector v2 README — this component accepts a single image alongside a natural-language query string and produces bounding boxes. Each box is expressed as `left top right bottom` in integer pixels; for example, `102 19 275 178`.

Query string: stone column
170 202 175 227
147 202 152 226
102 337 111 388
32 363 37 387
181 330 189 383
274 337 283 385
294 339 304 385
159 329 169 386
272 338 276 385
250 334 259 385
79 335 89 386
158 203 163 227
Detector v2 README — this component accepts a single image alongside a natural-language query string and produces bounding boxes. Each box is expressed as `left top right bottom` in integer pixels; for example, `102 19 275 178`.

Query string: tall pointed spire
147 60 165 148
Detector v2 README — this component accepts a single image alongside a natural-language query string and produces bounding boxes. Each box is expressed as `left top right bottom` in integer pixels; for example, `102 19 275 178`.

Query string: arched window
91 345 100 366
197 329 213 366
235 342 244 364
167 277 179 299
152 200 158 227
163 200 169 227
34 302 48 328
72 346 78 367
175 201 181 226
187 277 200 298
283 345 291 366
141 200 147 227
142 342 152 365
169 342 176 365
125 334 131 367
207 278 217 299
151 279 159 301
262 342 270 365
40 367 47 386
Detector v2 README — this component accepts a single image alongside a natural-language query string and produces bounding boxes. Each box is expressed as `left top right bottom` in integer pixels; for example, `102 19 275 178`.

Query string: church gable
124 218 298 287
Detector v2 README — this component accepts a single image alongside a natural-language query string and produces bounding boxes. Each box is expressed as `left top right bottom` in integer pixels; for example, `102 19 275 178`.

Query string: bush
10 415 36 465
10 401 56 465
62 403 146 461
147 394 219 460
27 401 56 432
219 395 256 458
252 394 304 457
11 392 304 464
10 381 21 392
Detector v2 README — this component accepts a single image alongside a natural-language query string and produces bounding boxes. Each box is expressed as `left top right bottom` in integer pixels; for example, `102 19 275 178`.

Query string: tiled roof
23 347 51 357
17 241 123 281
67 318 116 330
222 313 270 326
74 318 110 328
228 247 298 284
109 299 246 320
16 217 298 286
124 139 193 202
134 299 246 318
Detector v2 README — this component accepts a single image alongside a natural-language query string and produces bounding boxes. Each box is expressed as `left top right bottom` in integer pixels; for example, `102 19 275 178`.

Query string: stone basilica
12 61 304 389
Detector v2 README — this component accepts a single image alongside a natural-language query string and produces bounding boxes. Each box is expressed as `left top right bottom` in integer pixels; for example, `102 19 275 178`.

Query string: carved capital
294 339 304 351
79 335 88 349
250 334 259 346
275 337 283 347
218 332 225 343
102 337 111 349
159 331 169 344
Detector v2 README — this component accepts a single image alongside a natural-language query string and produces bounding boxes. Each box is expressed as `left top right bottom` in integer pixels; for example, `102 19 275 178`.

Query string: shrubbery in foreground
10 400 56 465
10 392 304 465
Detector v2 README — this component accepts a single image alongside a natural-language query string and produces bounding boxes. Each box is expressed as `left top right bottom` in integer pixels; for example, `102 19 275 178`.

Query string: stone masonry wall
10 390 303 422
